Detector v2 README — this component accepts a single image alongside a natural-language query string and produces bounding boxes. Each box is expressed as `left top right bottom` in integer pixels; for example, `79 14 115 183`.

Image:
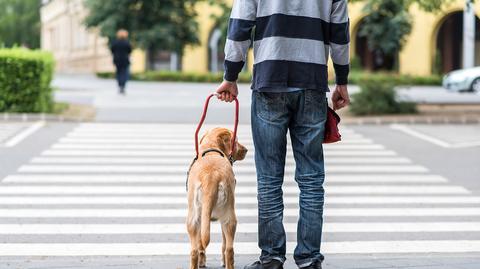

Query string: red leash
194 93 239 159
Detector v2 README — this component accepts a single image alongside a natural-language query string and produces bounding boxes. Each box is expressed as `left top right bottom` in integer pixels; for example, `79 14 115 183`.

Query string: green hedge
97 70 442 86
0 48 55 113
97 71 253 83
348 71 442 86
349 78 417 116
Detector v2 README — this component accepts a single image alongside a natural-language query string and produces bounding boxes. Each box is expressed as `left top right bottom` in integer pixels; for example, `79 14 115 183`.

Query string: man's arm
217 0 257 102
224 0 257 82
330 0 351 110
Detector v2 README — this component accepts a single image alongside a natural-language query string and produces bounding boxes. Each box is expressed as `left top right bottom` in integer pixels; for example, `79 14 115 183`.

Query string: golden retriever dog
186 127 248 269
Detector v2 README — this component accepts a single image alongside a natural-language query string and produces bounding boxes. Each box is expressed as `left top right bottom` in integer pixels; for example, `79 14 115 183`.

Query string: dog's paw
198 252 206 268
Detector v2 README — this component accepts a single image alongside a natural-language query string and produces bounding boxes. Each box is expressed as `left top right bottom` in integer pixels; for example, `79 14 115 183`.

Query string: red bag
323 107 341 144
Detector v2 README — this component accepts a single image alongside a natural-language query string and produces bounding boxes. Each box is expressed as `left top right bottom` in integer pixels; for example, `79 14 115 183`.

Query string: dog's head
200 127 247 162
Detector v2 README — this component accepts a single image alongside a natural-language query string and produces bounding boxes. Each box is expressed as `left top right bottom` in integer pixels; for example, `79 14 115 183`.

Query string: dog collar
186 148 235 191
201 148 225 158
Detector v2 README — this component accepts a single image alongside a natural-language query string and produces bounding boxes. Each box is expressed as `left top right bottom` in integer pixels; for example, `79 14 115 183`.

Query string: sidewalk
50 74 480 123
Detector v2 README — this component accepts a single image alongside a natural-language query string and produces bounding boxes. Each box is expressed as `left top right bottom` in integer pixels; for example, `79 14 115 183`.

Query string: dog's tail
200 180 219 250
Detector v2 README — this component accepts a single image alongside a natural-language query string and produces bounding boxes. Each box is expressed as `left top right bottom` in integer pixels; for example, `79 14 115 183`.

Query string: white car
443 67 480 93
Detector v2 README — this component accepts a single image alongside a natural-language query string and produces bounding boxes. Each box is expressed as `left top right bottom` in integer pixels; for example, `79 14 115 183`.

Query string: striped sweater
224 0 350 91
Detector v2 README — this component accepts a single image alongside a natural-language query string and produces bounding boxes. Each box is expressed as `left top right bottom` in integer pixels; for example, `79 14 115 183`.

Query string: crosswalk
0 123 479 257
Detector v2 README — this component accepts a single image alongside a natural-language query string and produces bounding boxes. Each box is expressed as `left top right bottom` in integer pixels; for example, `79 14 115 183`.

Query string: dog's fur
186 128 247 269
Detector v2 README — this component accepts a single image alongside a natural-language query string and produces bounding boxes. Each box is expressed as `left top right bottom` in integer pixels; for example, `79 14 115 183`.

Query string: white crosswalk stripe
2 222 480 234
0 123 479 257
2 174 448 183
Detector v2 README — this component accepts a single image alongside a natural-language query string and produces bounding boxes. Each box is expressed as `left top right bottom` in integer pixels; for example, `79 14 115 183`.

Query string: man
216 1 350 269
110 29 132 95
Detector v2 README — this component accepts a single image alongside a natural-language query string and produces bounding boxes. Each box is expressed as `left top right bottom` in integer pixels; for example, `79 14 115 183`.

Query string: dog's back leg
221 229 226 267
187 213 200 269
187 186 202 269
221 213 237 269
199 185 217 268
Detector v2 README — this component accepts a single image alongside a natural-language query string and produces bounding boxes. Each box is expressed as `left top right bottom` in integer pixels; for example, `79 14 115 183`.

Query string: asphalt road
0 76 479 268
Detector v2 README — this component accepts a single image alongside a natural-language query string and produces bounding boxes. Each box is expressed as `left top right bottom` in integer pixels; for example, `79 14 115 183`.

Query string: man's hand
331 85 350 110
216 80 239 103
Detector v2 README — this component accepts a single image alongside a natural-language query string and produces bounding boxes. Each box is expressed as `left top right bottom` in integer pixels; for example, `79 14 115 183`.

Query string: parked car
443 67 480 93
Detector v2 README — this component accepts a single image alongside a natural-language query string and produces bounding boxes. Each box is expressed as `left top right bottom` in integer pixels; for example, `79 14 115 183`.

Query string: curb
1 113 479 125
341 116 480 125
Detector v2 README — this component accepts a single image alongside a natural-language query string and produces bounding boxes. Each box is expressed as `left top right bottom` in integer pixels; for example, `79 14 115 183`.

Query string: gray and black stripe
224 0 350 90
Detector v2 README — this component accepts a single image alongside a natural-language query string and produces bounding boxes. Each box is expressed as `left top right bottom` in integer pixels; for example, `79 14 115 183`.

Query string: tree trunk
147 47 156 70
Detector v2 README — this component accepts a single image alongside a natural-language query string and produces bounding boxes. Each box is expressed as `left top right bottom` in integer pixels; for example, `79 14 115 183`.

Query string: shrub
350 78 417 116
96 70 442 87
0 48 55 112
348 71 442 86
97 70 252 83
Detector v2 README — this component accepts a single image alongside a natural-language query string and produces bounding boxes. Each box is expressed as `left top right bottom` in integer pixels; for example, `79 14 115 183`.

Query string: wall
40 0 145 74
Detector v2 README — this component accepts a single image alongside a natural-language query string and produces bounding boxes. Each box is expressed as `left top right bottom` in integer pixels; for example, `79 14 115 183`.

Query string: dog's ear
216 129 232 154
234 142 248 161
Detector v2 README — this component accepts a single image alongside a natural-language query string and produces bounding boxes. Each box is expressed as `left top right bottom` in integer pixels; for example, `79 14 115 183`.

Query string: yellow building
184 0 480 76
40 0 144 73
41 0 480 76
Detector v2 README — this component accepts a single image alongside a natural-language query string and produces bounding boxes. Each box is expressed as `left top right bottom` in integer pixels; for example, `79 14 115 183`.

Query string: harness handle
195 93 239 159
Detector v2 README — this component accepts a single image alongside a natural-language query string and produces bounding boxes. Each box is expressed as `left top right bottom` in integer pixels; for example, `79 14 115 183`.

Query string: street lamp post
463 0 476 69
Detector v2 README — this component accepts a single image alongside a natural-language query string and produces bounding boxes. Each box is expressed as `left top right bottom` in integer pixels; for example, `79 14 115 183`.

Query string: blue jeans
251 89 327 267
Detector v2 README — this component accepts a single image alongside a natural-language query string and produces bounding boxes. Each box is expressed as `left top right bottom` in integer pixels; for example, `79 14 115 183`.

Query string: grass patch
97 70 442 86
52 102 70 114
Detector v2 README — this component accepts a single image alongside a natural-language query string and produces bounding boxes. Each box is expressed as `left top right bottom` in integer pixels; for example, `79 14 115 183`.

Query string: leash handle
195 93 239 158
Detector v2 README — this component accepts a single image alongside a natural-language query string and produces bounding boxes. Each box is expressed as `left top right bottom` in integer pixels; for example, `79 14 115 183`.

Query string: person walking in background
216 0 351 269
110 29 132 95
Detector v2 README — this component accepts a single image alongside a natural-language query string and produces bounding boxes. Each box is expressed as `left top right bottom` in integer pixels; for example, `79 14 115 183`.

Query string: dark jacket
110 39 132 67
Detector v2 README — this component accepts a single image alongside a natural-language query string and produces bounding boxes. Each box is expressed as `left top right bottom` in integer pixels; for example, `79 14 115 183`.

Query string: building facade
40 0 144 73
41 0 480 76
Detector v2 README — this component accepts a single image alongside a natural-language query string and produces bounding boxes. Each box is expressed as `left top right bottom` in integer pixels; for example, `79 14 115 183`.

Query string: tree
0 0 40 49
84 0 202 69
352 0 454 71
207 0 230 43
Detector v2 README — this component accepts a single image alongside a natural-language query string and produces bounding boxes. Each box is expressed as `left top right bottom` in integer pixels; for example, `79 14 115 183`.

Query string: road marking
391 124 452 147
72 126 356 133
391 124 480 148
2 123 479 257
51 143 385 150
58 137 373 144
41 150 398 157
1 222 480 234
0 185 468 195
0 208 478 218
3 121 45 147
0 195 476 205
3 174 446 183
18 164 428 173
30 157 413 165
0 241 479 256
65 134 366 140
